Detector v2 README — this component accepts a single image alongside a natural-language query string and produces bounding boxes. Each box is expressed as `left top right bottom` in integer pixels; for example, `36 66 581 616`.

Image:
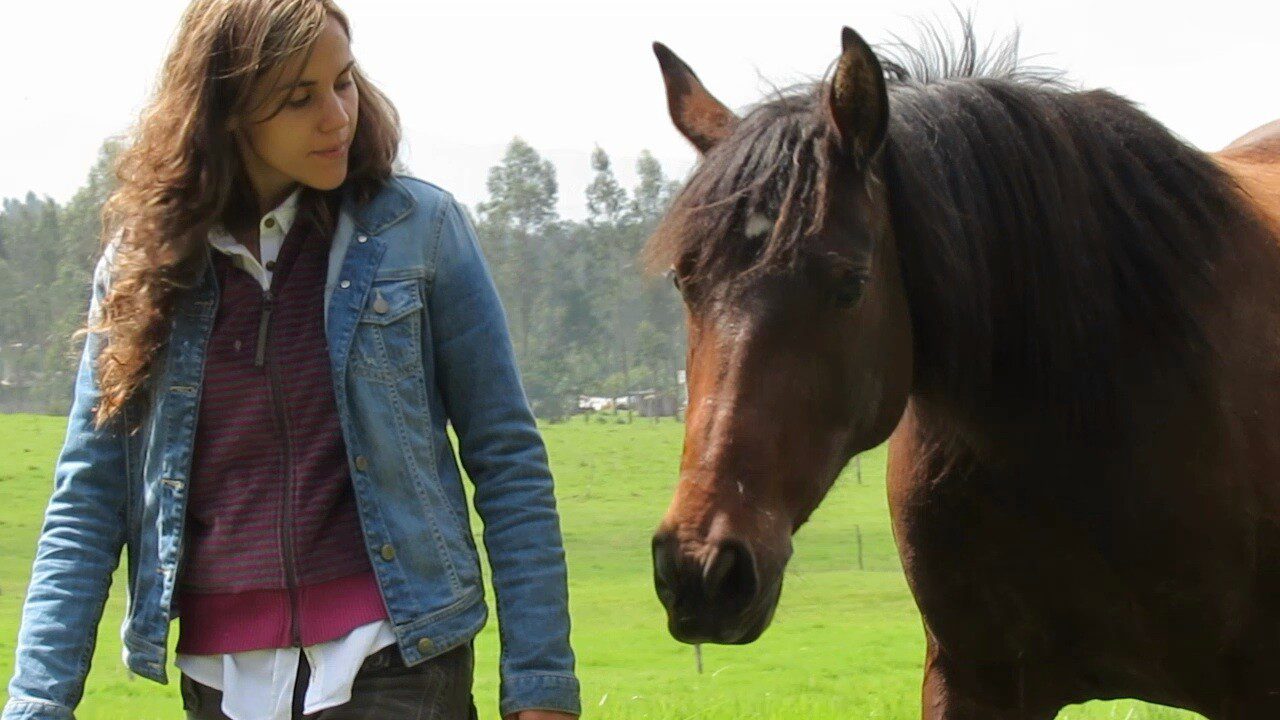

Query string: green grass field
0 413 1204 719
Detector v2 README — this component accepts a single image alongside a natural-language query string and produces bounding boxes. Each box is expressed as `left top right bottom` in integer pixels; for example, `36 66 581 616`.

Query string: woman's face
234 14 359 210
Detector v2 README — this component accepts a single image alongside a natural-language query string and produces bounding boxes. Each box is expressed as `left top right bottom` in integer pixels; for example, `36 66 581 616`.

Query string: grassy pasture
0 413 1202 719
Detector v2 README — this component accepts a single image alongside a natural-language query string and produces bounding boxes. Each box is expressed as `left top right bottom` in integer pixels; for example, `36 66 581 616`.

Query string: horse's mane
646 20 1275 455
643 18 1061 283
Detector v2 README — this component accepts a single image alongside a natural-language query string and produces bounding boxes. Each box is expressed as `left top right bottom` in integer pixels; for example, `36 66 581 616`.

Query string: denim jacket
3 176 580 720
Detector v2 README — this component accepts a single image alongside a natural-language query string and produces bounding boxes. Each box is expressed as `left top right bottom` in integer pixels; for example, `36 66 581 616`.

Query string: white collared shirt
176 622 399 720
205 186 301 291
177 185 398 720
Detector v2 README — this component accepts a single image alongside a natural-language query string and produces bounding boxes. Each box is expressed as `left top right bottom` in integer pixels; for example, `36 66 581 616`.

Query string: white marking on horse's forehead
744 213 773 240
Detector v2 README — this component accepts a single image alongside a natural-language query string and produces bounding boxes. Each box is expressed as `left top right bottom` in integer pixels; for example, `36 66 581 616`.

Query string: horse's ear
827 27 888 160
653 42 738 154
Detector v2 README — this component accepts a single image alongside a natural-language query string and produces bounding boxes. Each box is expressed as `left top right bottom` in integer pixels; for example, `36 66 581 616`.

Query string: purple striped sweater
176 200 386 654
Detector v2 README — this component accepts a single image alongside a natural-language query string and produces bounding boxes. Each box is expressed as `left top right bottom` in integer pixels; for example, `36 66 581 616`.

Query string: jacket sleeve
3 251 131 720
426 198 581 718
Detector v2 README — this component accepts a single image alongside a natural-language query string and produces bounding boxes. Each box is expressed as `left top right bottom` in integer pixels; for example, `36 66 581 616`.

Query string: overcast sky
2 0 1276 219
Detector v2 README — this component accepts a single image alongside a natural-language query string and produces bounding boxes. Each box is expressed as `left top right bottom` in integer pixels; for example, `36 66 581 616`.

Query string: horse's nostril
703 539 758 613
651 532 679 602
702 543 735 599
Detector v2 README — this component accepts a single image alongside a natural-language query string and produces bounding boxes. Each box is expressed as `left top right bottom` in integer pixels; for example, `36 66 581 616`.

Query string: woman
2 2 579 719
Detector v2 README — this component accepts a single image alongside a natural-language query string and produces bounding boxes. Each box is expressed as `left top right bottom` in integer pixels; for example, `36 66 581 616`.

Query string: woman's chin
302 168 349 192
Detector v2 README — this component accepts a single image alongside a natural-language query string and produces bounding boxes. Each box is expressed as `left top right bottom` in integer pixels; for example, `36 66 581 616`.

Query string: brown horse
647 24 1280 720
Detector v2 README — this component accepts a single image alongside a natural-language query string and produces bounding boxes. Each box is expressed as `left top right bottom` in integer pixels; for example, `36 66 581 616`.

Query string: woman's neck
256 182 300 216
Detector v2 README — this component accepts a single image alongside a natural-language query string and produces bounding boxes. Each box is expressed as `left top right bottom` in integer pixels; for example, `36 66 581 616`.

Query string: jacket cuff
2 699 74 720
499 672 582 717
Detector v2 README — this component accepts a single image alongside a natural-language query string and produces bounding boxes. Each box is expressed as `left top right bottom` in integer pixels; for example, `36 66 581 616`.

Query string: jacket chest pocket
350 278 425 383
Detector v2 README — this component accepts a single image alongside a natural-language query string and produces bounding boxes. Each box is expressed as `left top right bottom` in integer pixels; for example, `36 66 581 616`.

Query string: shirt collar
208 185 303 254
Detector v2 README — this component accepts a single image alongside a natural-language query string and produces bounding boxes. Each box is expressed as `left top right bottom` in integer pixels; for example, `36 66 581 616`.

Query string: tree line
0 138 687 421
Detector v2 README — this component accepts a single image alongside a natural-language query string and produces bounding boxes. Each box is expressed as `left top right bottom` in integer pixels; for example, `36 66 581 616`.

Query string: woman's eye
337 79 354 90
286 95 310 108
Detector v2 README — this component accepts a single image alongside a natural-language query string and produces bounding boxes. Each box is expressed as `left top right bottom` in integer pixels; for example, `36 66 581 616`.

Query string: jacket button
340 279 351 289
357 234 368 244
417 638 433 654
354 455 369 472
380 544 396 561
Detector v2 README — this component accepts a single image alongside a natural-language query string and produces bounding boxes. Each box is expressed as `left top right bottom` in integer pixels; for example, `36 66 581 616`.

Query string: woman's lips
312 144 348 159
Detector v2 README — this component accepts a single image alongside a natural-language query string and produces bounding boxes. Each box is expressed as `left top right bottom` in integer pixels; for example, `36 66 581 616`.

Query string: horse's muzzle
651 530 779 644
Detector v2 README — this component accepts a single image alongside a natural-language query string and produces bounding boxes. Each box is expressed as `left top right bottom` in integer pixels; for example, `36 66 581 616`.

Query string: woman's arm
3 252 131 720
427 198 581 719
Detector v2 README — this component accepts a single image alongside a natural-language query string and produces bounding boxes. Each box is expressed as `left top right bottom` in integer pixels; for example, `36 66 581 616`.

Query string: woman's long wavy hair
91 0 400 429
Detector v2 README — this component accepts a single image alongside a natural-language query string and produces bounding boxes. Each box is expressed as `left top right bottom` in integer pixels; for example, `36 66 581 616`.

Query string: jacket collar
342 176 416 236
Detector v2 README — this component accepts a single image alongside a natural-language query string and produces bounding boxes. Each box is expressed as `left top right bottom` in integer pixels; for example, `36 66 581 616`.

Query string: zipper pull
254 289 273 367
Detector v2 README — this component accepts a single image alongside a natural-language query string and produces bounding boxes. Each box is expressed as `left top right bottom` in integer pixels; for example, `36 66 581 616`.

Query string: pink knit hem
176 571 388 654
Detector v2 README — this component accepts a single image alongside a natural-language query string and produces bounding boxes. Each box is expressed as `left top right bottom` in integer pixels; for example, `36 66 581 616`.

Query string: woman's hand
504 711 578 720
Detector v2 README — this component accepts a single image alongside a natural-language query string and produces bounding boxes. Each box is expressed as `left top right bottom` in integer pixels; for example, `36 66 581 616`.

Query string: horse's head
649 28 912 644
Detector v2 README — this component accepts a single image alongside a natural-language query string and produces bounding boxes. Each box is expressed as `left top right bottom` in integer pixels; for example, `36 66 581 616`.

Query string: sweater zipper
254 290 273 368
259 285 302 646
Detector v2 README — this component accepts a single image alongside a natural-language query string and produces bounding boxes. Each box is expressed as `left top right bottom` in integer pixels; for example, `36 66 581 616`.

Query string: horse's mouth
666 577 783 645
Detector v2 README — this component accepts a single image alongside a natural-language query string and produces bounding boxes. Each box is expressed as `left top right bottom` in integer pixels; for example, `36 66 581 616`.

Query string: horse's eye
834 273 867 308
669 268 683 292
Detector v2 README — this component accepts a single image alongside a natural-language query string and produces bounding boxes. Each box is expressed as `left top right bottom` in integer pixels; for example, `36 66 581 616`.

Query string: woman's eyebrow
286 59 356 90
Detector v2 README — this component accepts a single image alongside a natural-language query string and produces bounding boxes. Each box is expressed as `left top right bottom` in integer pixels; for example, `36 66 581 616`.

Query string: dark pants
180 642 478 719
